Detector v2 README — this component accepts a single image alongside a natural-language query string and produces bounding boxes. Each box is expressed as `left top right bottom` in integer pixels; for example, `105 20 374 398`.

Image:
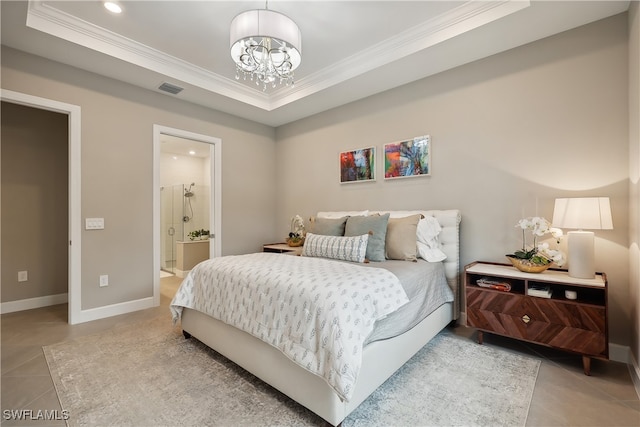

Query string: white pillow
302 233 369 263
416 217 447 262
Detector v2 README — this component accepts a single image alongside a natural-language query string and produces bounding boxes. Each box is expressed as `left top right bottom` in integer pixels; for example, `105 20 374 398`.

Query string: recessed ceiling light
189 150 196 156
104 2 122 14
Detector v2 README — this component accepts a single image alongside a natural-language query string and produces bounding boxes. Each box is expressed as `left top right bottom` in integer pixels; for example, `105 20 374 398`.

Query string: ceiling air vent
158 82 184 95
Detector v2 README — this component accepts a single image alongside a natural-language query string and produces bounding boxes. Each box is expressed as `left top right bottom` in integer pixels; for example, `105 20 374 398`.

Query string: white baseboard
609 343 630 364
175 269 189 278
459 311 467 326
630 351 640 400
70 296 157 325
1 293 68 314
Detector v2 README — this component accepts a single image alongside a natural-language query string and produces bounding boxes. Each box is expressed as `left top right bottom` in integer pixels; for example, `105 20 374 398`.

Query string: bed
170 209 461 426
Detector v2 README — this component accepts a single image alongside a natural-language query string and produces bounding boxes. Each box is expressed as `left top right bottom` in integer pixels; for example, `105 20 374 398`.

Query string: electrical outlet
18 271 28 282
99 275 109 287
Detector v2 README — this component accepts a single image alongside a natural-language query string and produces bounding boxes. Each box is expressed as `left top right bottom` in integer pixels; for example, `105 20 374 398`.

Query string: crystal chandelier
230 3 302 91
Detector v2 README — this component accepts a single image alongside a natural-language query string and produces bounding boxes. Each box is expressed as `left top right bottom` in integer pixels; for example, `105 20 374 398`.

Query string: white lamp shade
230 9 302 69
552 197 613 230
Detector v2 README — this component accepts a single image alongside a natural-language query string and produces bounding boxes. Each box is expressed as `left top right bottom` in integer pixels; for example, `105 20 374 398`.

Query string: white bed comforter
170 252 409 401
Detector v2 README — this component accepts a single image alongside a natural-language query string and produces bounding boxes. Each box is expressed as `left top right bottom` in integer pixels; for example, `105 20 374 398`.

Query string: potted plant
188 229 210 241
286 215 305 247
506 217 565 273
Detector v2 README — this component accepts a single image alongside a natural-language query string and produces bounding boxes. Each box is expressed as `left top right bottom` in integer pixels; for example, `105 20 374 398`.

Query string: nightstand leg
582 356 591 376
477 330 484 345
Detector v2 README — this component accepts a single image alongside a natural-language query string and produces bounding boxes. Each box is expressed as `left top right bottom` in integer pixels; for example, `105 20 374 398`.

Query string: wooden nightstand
464 261 608 375
263 242 303 256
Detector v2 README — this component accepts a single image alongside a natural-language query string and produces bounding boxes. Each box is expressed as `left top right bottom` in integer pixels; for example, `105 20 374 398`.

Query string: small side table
263 242 303 256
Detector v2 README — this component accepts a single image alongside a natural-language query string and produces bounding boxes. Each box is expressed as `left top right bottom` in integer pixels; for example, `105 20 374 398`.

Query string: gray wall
275 14 631 346
1 47 278 310
628 2 640 372
1 102 68 302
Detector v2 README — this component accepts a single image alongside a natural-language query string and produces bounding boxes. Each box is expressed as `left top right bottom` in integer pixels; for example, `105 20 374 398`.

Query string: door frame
1 89 82 324
153 125 222 304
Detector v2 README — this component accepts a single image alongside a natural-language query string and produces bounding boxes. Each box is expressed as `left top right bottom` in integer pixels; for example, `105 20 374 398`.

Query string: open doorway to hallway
0 101 69 316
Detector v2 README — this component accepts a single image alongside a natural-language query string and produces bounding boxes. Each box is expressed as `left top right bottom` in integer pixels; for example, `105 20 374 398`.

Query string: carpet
44 315 540 427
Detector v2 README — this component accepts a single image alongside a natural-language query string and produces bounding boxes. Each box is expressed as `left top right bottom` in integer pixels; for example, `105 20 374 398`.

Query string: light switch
85 218 105 230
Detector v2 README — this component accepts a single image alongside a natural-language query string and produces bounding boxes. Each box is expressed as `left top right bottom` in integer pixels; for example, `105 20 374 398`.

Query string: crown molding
26 1 271 109
266 0 530 109
26 0 529 112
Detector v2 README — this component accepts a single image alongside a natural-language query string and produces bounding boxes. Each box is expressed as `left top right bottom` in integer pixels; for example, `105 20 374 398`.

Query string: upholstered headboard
315 210 462 319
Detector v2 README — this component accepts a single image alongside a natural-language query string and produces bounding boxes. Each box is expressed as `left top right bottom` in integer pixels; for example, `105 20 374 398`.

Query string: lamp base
567 230 595 279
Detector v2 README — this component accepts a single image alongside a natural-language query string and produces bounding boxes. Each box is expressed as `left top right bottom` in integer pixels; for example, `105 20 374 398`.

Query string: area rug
44 315 540 426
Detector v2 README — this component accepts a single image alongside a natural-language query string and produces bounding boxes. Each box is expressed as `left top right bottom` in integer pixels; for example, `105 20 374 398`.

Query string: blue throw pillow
344 213 390 262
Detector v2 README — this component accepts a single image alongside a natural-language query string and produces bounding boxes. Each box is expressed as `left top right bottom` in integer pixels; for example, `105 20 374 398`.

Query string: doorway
0 89 81 324
159 136 212 277
153 126 222 302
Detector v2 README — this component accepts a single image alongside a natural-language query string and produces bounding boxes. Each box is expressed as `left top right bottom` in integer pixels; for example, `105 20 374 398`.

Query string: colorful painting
340 147 375 183
384 135 431 179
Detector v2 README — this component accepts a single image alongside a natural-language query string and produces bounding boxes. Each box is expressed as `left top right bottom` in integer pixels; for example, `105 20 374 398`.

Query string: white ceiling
0 1 630 127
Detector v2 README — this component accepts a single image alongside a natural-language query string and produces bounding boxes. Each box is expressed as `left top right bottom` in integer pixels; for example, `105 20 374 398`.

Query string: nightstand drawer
524 297 606 333
467 299 607 357
523 319 607 356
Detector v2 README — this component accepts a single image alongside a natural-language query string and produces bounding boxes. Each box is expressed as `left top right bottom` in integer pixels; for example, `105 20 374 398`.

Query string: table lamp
552 197 613 279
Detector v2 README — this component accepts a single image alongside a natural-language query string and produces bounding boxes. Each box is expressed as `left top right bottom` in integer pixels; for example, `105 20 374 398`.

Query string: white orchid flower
546 249 566 267
550 227 563 241
290 214 305 236
512 216 566 267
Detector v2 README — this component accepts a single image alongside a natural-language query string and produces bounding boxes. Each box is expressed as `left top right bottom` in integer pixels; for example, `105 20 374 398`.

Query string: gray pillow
310 216 348 236
345 213 390 262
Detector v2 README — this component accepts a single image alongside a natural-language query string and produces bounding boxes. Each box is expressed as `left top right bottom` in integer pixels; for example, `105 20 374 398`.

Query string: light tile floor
2 276 639 426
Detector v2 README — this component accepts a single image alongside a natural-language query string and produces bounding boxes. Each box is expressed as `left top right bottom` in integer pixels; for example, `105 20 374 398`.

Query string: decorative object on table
476 277 511 292
229 2 302 91
506 216 565 273
528 284 552 299
340 147 375 183
384 135 430 179
552 197 613 279
188 229 210 241
286 214 305 247
565 290 578 300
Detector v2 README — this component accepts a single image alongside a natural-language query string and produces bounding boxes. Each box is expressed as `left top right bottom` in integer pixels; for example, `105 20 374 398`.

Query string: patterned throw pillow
302 233 369 263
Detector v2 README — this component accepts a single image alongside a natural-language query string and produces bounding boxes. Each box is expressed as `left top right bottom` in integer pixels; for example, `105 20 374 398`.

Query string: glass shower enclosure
160 183 211 275
160 184 185 274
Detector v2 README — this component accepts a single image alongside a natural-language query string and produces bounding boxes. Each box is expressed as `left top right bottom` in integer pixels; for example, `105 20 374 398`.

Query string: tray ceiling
0 1 630 126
